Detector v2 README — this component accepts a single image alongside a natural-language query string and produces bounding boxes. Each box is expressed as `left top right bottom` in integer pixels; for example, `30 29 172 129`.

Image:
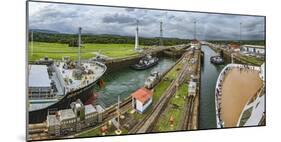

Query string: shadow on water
200 45 226 129
94 57 177 107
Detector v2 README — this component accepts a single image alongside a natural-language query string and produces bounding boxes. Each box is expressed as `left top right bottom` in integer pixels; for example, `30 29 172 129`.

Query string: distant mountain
29 29 60 34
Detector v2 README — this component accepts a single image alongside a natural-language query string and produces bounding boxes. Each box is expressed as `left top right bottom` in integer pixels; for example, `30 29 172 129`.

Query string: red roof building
228 43 241 51
131 87 153 113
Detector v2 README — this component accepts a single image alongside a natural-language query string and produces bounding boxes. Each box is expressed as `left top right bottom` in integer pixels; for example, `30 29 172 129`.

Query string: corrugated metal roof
28 65 51 88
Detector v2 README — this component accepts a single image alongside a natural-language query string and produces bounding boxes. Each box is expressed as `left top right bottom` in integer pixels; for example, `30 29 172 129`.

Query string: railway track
129 52 192 133
29 97 132 140
180 96 195 130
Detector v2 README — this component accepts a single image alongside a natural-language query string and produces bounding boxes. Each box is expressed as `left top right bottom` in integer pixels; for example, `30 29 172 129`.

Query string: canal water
94 57 177 107
200 45 225 129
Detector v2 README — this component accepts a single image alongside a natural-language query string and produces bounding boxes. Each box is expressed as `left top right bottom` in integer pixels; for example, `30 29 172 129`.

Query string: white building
240 45 265 55
228 43 240 52
190 40 201 50
131 87 153 113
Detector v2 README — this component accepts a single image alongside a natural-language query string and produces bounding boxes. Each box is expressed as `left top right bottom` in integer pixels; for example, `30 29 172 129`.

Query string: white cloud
28 1 265 40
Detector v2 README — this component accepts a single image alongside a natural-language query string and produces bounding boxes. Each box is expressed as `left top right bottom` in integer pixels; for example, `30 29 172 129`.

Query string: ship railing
214 63 261 128
51 64 66 93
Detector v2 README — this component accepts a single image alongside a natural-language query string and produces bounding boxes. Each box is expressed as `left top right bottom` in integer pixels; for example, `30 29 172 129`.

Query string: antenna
78 27 82 67
160 21 163 46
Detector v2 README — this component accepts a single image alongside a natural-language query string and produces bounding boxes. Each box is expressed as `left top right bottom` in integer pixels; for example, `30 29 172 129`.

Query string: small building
46 99 106 135
188 81 197 97
58 109 76 133
84 104 97 126
28 65 52 98
240 45 265 55
190 40 200 50
46 115 60 136
131 87 153 113
70 99 85 132
227 43 240 52
95 105 105 122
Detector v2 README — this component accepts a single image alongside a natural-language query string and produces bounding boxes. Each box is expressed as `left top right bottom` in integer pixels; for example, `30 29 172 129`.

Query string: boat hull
28 80 98 124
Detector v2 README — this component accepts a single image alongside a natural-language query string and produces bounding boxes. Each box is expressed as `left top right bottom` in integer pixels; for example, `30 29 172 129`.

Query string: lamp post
115 95 122 135
239 22 242 47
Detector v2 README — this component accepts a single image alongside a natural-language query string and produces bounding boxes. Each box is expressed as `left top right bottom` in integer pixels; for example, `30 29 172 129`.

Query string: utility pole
239 22 242 46
194 20 197 40
160 21 163 46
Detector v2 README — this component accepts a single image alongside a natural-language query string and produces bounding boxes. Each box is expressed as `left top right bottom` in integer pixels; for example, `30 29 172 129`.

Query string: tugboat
210 50 224 65
130 54 159 70
144 71 161 89
210 56 224 65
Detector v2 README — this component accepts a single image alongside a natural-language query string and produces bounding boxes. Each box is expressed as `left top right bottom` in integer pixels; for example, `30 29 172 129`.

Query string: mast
78 27 82 67
31 31 33 57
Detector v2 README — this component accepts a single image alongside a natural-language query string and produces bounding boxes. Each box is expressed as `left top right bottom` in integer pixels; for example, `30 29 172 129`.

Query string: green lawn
77 126 101 137
77 124 129 138
239 55 264 66
28 42 139 61
165 61 183 80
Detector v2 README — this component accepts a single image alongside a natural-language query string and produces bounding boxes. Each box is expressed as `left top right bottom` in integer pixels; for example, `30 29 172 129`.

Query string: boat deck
58 62 105 93
221 67 262 127
29 61 106 111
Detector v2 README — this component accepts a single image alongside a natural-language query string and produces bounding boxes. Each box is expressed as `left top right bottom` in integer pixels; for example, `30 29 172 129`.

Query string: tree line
29 32 192 46
207 40 265 46
29 31 265 46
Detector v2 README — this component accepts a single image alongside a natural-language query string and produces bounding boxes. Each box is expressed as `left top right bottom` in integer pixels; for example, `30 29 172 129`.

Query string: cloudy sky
28 1 265 40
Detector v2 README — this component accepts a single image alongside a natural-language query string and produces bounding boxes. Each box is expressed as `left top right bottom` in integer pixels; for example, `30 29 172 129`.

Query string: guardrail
214 63 260 128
